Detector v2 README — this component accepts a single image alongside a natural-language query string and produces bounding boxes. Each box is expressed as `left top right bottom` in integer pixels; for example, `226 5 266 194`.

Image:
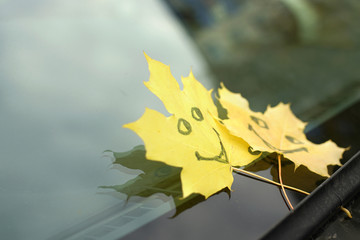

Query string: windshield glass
1 1 359 240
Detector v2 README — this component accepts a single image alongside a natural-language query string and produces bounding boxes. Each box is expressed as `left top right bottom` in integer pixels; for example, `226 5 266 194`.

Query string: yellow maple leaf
124 54 260 199
218 84 346 177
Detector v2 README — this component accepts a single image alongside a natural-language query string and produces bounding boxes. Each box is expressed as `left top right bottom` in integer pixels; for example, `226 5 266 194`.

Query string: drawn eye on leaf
177 118 192 135
250 115 269 129
285 135 304 145
191 107 204 121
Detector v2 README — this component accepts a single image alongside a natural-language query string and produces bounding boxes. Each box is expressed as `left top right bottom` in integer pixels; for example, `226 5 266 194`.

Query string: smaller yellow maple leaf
124 54 260 199
218 84 346 177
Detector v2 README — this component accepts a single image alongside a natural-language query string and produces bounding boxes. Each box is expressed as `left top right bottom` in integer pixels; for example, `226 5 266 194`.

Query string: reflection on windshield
101 146 209 215
102 146 182 200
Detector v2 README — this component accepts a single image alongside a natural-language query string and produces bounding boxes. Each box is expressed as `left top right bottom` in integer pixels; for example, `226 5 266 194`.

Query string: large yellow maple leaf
124 54 260 199
218 84 346 177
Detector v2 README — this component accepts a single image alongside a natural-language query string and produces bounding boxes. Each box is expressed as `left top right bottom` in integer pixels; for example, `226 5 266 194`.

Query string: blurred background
164 0 360 120
0 0 359 239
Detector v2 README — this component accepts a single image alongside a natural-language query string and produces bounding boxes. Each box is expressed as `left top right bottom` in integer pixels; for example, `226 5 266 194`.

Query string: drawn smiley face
177 107 228 163
248 115 308 154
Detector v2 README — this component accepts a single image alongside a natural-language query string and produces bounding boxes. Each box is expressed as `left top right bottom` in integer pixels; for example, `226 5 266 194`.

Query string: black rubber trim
261 151 360 240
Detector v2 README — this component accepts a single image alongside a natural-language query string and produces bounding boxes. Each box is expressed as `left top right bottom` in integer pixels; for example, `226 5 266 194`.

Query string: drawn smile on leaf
195 128 228 163
177 107 229 164
248 115 308 154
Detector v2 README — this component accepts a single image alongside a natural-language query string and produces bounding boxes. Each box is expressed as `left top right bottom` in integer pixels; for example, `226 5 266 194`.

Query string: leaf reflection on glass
244 153 326 193
102 145 182 198
101 146 207 216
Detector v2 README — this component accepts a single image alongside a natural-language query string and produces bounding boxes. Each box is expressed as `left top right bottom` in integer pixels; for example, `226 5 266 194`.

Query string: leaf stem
340 206 352 218
277 154 294 210
233 158 352 217
232 167 310 195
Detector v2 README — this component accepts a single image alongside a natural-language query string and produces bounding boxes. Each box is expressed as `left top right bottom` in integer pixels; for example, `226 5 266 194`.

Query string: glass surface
0 1 211 239
1 1 359 240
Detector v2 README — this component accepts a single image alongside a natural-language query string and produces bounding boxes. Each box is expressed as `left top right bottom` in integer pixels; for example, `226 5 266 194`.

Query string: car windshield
1 1 359 240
